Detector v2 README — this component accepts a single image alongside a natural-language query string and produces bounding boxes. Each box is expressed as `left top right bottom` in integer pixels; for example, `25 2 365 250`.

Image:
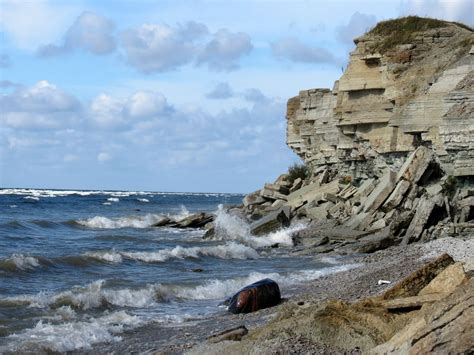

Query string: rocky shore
74 17 473 354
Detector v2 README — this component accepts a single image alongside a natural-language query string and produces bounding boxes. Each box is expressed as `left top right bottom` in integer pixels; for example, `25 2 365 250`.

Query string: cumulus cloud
37 11 116 57
0 0 77 50
89 90 171 128
0 54 11 68
121 21 208 73
336 12 377 44
271 37 336 64
399 0 473 26
121 22 252 73
0 80 82 129
206 82 234 99
196 29 253 71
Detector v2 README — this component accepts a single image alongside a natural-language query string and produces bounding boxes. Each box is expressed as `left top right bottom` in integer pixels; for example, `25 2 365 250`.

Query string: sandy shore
71 236 472 354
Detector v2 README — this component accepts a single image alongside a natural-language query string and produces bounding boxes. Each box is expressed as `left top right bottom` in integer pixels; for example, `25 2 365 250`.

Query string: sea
0 188 355 353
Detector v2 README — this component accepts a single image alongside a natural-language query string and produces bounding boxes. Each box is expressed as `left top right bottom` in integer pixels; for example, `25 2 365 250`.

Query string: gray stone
382 179 411 212
425 183 443 197
397 146 433 184
369 218 386 231
362 171 397 213
286 179 340 208
243 190 265 207
402 196 443 244
289 177 303 193
250 206 291 236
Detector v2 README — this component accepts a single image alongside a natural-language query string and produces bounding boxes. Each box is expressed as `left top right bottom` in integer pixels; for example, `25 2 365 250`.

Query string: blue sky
1 0 472 192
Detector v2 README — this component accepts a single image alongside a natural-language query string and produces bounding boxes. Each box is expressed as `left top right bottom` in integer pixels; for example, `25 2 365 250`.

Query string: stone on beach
227 278 281 314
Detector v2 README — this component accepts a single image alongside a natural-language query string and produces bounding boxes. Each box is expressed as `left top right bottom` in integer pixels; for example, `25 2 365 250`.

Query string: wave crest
0 254 41 272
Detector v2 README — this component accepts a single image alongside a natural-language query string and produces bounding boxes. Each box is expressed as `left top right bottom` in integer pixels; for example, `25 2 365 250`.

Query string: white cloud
89 90 171 128
127 91 169 118
121 22 208 73
271 37 336 64
336 12 377 44
0 0 78 50
97 152 111 162
0 80 81 129
196 29 253 71
399 0 473 26
121 22 252 73
38 11 116 57
89 94 125 127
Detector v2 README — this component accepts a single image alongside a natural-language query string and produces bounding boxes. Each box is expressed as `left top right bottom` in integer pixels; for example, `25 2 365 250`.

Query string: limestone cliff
287 17 474 179
240 17 473 248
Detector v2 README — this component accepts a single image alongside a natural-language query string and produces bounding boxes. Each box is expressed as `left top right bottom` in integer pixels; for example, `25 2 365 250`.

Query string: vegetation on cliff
367 16 473 53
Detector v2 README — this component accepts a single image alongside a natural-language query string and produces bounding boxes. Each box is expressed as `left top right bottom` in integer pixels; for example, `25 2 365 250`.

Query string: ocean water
0 188 354 353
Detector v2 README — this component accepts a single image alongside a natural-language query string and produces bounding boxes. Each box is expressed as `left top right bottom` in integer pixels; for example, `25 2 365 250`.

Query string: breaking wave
85 242 258 264
76 214 165 229
0 254 42 272
212 205 305 248
76 206 192 229
1 263 360 311
3 311 142 353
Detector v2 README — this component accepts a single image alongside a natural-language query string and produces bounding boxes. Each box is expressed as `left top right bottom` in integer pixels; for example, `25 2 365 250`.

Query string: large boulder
227 279 281 314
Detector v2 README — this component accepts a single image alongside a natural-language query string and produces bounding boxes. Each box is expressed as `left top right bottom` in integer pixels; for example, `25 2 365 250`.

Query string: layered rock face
241 18 473 247
287 19 473 179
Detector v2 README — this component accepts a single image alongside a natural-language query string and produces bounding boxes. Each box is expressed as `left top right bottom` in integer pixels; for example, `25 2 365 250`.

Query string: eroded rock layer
287 20 474 179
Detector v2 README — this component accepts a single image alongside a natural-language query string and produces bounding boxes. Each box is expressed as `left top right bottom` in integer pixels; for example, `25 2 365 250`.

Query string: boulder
250 206 291 236
227 279 281 314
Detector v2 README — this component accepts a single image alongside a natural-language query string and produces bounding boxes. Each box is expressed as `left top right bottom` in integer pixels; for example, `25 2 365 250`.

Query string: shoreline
71 235 473 355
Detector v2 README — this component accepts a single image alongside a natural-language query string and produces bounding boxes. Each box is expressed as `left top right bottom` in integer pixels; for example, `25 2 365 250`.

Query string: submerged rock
227 278 281 314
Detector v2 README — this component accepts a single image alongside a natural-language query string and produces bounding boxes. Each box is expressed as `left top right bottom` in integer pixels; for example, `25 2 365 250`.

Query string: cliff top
357 16 473 53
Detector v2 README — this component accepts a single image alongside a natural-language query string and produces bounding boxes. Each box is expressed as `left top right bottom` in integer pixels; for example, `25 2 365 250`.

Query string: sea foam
212 205 306 248
4 311 142 353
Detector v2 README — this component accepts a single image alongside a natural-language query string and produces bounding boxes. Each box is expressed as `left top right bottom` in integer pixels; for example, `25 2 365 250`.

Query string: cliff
287 17 473 179
240 17 473 248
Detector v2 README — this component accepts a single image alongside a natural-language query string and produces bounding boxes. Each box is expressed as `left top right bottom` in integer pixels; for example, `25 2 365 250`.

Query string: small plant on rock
287 163 309 184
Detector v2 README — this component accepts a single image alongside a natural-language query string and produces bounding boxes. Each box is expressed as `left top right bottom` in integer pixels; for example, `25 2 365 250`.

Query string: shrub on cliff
287 163 309 184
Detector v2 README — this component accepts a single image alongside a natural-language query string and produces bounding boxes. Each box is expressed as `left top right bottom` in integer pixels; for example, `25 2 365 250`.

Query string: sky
0 0 472 193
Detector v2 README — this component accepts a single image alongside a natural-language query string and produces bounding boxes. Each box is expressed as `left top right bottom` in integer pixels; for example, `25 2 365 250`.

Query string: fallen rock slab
250 206 291 236
174 213 214 228
227 278 281 314
382 253 454 300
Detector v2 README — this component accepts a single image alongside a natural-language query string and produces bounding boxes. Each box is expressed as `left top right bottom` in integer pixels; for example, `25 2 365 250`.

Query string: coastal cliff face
240 17 473 249
287 18 473 179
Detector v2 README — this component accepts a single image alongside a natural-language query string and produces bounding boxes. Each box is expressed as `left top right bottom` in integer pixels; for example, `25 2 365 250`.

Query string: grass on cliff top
368 16 473 53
